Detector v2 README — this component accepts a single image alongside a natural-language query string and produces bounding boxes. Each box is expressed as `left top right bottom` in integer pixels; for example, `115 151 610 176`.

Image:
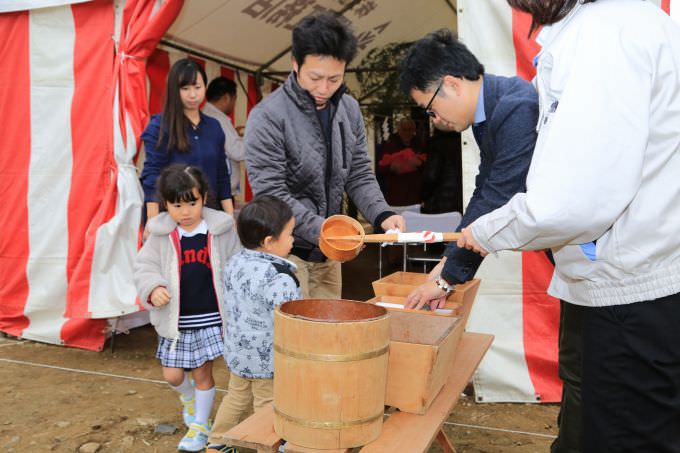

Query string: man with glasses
402 30 589 453
402 29 538 308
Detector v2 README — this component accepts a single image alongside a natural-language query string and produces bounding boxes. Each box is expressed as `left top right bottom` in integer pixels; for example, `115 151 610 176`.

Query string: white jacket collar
536 2 585 50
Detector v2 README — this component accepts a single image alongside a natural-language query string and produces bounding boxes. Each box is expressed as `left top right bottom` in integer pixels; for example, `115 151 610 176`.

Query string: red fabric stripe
115 0 183 151
511 11 540 80
116 0 156 148
512 10 561 402
221 67 235 79
247 74 259 114
243 74 259 201
188 55 205 69
147 48 170 115
661 0 671 14
521 252 561 402
0 11 31 337
62 1 116 354
220 66 235 124
60 318 108 351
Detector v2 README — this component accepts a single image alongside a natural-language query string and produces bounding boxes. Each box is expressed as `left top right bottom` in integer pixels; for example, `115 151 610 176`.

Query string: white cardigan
133 208 240 339
472 0 680 306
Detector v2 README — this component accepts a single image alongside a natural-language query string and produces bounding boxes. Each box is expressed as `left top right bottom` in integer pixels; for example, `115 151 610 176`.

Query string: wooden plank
358 333 493 453
223 403 281 453
436 429 457 453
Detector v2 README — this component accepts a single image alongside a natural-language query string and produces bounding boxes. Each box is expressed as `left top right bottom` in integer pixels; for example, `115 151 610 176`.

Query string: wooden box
372 272 480 326
385 310 465 414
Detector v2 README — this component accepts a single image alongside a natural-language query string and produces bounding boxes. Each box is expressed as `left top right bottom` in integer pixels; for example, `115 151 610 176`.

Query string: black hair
156 164 210 208
292 12 358 67
158 58 207 153
399 29 484 95
206 76 237 102
237 195 294 249
506 0 598 35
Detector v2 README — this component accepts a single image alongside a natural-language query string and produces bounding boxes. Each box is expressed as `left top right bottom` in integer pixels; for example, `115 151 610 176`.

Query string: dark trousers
551 301 584 453
582 292 680 453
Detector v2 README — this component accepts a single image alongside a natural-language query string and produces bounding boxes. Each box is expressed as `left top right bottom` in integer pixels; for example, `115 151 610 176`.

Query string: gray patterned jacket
222 249 302 379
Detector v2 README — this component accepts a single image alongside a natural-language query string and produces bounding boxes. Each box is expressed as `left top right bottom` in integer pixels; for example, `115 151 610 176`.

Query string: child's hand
150 286 171 307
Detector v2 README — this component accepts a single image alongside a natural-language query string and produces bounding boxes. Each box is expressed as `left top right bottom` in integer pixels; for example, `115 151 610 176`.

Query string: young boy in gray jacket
208 195 301 451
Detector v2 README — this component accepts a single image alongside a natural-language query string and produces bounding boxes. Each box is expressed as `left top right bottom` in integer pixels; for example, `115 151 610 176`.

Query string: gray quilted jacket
245 72 392 262
133 208 241 339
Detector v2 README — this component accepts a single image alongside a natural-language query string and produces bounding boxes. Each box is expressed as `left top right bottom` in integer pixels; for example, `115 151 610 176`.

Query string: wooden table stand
218 332 493 453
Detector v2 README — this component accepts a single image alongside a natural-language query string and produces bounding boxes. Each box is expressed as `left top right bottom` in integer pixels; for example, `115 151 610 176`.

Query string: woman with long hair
141 58 233 226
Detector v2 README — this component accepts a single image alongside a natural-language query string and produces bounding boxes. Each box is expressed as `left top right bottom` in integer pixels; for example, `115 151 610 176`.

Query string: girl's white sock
170 372 194 400
194 386 216 425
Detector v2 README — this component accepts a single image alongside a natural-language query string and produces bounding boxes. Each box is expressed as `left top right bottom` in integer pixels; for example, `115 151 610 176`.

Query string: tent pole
158 39 285 85
443 0 458 16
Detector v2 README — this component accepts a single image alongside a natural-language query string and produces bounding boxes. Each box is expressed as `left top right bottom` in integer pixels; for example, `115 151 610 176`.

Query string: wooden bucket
273 299 390 449
318 215 365 262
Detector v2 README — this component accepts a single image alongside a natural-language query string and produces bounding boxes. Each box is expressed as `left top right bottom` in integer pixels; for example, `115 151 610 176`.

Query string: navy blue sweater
441 74 538 285
140 113 231 206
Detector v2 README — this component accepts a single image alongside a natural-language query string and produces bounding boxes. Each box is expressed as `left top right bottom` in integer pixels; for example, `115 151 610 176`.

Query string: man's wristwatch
434 275 453 296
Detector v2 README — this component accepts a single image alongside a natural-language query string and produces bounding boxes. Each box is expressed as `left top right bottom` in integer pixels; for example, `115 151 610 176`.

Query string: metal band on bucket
274 343 389 362
274 406 383 429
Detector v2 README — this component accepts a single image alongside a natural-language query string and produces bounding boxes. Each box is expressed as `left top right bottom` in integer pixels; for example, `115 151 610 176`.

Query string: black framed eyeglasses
424 79 444 118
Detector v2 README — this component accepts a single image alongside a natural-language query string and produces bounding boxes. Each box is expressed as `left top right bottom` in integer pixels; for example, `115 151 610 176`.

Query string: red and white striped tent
0 0 173 350
0 0 677 402
0 0 457 348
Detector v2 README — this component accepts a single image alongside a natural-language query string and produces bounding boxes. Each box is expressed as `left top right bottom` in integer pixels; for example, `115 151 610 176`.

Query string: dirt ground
0 326 559 453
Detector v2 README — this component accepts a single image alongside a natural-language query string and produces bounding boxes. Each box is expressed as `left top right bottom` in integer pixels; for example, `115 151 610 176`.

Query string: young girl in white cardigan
134 164 239 452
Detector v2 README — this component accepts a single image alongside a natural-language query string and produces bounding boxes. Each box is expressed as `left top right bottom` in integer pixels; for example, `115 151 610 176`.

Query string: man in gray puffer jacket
245 12 404 299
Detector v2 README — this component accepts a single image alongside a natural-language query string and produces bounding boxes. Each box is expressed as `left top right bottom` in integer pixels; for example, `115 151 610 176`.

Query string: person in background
134 165 240 452
207 195 301 452
203 77 245 198
141 58 233 234
245 12 404 299
378 118 426 206
460 1 680 451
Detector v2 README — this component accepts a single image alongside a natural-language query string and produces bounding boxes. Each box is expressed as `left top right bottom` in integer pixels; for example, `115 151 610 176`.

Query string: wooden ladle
318 215 461 262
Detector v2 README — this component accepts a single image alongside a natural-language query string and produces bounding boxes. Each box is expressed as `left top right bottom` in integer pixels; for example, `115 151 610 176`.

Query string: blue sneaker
177 422 209 452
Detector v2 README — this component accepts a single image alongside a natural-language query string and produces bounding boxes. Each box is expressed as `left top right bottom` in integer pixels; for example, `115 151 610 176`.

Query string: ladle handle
362 233 461 243
325 232 462 243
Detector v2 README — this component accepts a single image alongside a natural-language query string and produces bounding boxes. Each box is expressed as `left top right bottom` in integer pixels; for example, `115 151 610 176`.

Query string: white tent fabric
164 0 458 92
459 0 546 403
0 0 90 13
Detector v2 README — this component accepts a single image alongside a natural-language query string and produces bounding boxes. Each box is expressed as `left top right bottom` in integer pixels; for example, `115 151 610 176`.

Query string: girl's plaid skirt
156 325 224 369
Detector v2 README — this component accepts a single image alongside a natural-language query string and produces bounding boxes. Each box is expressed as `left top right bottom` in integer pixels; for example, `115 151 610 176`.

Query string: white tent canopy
164 0 458 92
